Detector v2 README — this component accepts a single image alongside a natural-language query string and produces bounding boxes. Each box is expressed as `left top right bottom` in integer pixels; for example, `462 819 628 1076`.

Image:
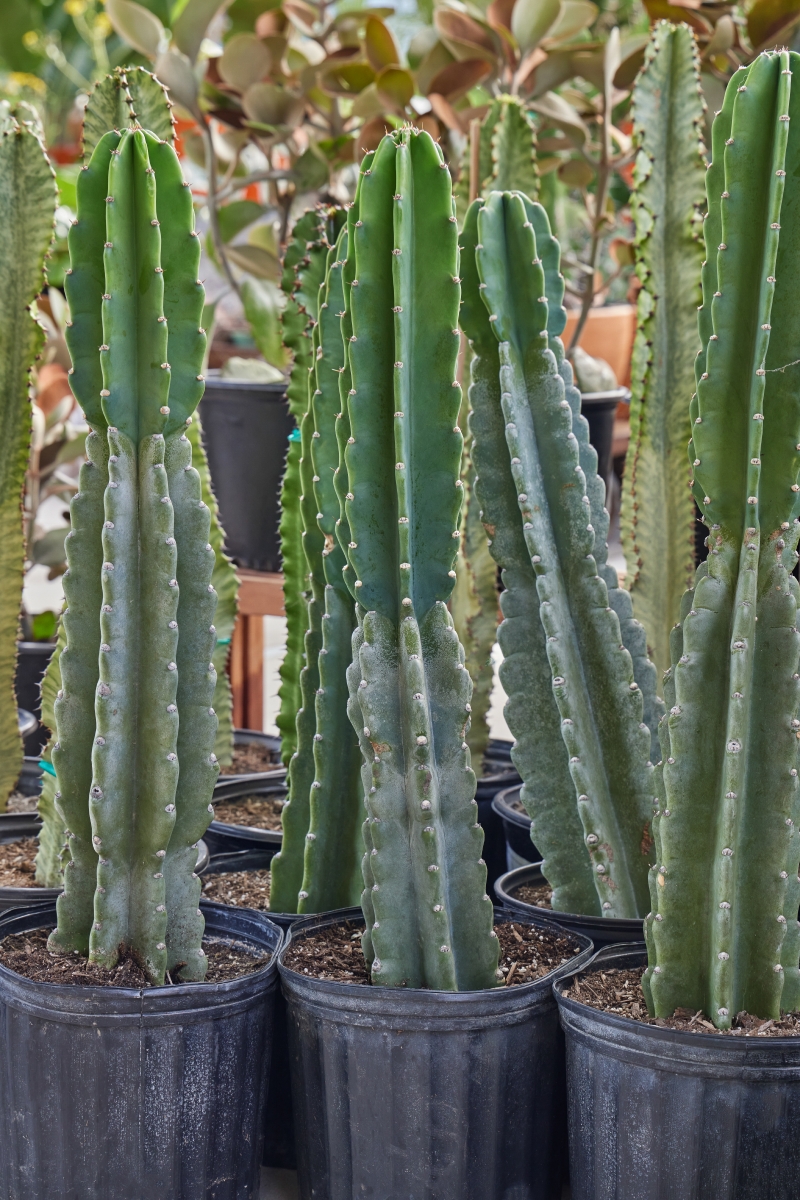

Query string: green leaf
747 0 800 50
241 277 287 367
292 145 330 191
365 16 400 70
242 82 304 127
530 89 589 145
106 0 166 58
154 48 200 116
543 0 597 45
217 198 266 243
218 32 271 90
511 0 562 54
32 527 69 567
376 66 415 110
172 0 229 63
225 241 281 279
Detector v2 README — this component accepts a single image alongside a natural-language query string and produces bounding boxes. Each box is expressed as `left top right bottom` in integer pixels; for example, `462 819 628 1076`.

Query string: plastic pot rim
554 940 800 1058
496 861 646 939
492 784 530 831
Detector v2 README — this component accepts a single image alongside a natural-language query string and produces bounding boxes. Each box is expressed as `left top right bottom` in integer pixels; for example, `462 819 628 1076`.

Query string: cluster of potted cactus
0 15 799 1200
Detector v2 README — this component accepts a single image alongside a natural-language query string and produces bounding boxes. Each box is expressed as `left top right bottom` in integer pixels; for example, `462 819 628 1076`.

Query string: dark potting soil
226 743 282 775
0 927 269 987
512 881 552 909
0 838 41 887
212 794 284 829
202 868 271 909
564 965 800 1036
283 919 582 988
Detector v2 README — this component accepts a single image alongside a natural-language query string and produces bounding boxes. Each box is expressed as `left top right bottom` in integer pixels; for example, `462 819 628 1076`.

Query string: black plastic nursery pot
199 377 293 573
202 847 298 1171
496 862 645 947
15 640 55 754
279 906 593 1200
555 943 800 1200
481 736 514 773
492 784 541 871
476 769 522 902
219 728 283 783
580 387 629 491
206 777 287 856
0 899 282 1200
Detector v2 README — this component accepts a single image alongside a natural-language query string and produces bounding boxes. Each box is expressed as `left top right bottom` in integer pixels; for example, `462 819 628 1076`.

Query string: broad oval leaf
293 146 330 191
105 0 165 58
530 89 589 144
172 0 229 64
350 82 387 119
365 16 400 70
558 155 594 186
154 49 200 116
542 0 597 45
242 82 305 127
434 9 498 57
642 0 712 34
376 65 415 109
225 242 282 280
747 0 800 50
427 57 492 101
219 33 271 91
217 199 266 244
511 0 562 53
321 61 376 94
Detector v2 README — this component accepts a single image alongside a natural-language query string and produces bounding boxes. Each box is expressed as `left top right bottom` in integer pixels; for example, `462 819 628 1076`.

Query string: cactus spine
339 130 499 990
644 50 800 1028
53 125 216 984
461 191 662 918
0 106 56 807
621 23 706 678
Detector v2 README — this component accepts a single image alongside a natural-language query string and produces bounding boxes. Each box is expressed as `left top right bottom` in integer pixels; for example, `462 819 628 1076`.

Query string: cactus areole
55 127 217 985
644 50 800 1028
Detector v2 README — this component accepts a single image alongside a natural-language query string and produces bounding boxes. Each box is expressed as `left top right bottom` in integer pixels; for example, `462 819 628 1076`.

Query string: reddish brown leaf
427 58 492 102
365 16 400 69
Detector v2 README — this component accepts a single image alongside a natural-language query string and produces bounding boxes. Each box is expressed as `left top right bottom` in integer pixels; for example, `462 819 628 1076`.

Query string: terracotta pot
563 304 636 388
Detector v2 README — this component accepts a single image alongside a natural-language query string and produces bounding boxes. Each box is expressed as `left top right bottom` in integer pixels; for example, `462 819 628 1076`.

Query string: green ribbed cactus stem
456 95 538 219
462 191 658 919
276 209 345 765
53 125 217 984
644 51 800 1028
620 22 706 679
0 105 56 808
451 446 497 768
185 412 238 768
340 130 499 990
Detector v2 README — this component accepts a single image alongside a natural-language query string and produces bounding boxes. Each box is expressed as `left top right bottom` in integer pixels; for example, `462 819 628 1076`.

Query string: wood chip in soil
512 881 552 909
564 966 800 1036
223 743 282 776
212 794 284 829
202 868 270 909
5 791 38 814
0 927 269 987
283 919 582 987
0 838 45 888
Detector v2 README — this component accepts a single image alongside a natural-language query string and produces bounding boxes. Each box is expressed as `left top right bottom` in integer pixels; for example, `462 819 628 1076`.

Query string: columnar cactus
621 23 706 678
644 50 800 1028
461 191 662 919
456 95 538 216
0 105 56 807
271 209 364 915
52 123 217 984
340 129 499 990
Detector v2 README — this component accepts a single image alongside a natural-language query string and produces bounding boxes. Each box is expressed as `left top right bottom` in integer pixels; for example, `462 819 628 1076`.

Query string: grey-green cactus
456 95 538 218
644 50 800 1028
276 210 341 766
621 23 706 679
461 191 662 919
51 123 217 985
0 105 56 808
338 129 499 991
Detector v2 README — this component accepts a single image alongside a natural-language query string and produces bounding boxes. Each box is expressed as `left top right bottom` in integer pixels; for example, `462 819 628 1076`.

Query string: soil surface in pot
0 838 39 887
512 881 552 909
5 791 38 814
212 794 284 829
0 927 269 987
284 919 582 988
202 868 271 909
226 743 282 775
564 965 800 1036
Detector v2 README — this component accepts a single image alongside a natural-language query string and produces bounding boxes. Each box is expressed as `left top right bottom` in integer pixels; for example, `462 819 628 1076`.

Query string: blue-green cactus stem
645 51 800 1027
299 235 364 912
469 191 657 919
621 23 706 679
342 130 498 990
276 432 304 765
49 434 109 950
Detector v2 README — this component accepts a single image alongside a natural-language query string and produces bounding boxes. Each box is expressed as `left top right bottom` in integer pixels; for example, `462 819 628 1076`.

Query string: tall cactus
621 23 706 678
461 191 662 919
339 129 499 990
0 105 56 808
276 211 340 765
456 95 538 217
644 50 800 1028
52 124 217 985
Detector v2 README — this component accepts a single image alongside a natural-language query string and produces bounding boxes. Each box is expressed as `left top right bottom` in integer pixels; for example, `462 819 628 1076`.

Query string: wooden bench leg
230 613 264 731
